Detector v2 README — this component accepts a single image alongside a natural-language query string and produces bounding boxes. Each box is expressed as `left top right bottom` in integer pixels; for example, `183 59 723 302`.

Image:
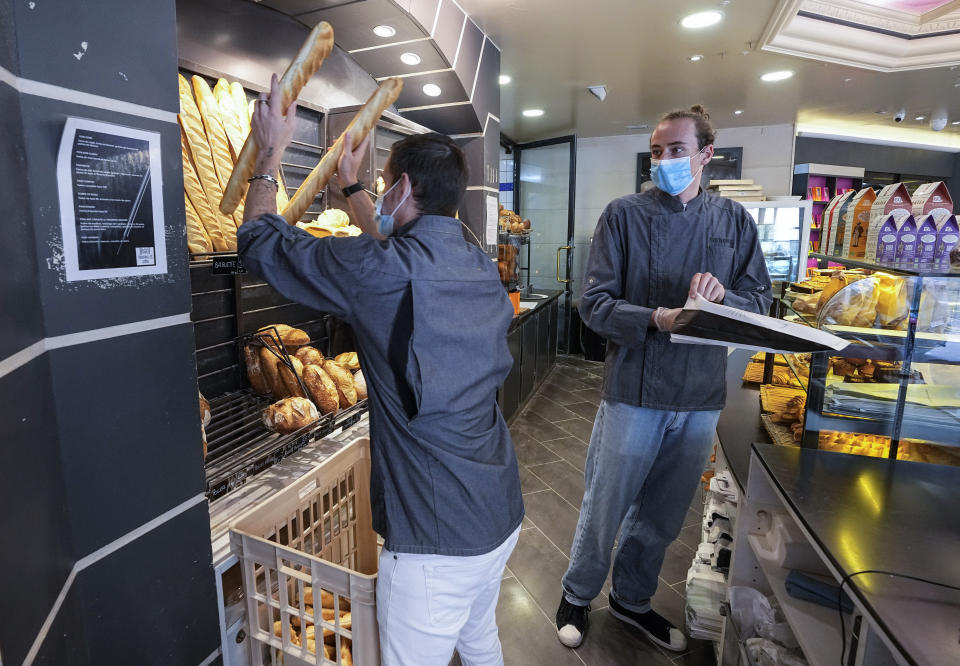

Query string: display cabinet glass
742 200 814 284
770 254 960 466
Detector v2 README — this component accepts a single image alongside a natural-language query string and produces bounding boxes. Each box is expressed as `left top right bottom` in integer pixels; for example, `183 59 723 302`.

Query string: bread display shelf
809 252 955 278
204 389 367 501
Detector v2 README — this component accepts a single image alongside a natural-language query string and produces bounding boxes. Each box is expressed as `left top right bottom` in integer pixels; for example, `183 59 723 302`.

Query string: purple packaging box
875 215 901 264
895 217 918 265
937 216 960 270
916 215 939 265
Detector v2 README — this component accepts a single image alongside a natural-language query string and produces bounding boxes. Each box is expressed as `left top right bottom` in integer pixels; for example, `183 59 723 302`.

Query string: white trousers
376 527 520 666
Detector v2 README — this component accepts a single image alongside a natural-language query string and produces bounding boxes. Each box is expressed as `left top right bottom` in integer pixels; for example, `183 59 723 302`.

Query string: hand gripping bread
278 356 307 398
220 21 335 215
244 344 272 395
323 360 357 407
283 78 403 224
302 363 339 415
262 397 318 434
295 346 324 366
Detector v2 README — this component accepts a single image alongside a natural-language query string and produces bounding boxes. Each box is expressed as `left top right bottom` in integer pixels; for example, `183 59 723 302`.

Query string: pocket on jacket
707 239 735 284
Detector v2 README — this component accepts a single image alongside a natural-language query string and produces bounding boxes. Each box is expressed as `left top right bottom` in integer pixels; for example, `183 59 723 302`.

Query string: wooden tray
759 385 806 414
760 414 799 448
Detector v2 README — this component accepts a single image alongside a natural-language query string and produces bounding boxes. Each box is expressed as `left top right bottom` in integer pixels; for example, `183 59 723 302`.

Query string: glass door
515 135 576 352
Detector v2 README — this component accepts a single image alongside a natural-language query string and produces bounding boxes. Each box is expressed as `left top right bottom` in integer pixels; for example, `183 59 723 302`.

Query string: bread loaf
353 370 367 400
302 364 339 414
220 21 335 214
259 346 285 397
214 78 247 159
192 76 244 232
199 391 212 428
334 351 360 371
262 397 318 434
243 344 271 395
283 78 403 223
257 324 310 350
323 360 357 407
278 356 307 398
295 346 324 366
180 123 228 251
184 192 213 254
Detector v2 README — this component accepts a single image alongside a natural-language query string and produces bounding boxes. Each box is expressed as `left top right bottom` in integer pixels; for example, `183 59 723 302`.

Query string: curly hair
658 104 715 149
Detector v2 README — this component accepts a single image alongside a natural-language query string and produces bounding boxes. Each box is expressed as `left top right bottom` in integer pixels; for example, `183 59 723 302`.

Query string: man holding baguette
237 74 523 665
555 105 771 652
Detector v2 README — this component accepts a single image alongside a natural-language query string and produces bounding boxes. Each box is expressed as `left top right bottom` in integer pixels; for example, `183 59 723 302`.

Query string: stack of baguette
179 74 291 255
273 584 353 663
245 325 365 434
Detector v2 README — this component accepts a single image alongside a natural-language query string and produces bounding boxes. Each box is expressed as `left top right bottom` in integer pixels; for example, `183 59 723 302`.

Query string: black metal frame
514 134 577 353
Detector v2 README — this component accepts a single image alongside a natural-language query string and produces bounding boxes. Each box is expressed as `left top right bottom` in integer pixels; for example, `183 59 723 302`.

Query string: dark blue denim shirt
238 214 524 555
580 188 773 411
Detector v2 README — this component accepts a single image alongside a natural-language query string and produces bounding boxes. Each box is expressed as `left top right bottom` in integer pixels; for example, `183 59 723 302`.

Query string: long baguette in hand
219 21 334 215
282 78 403 224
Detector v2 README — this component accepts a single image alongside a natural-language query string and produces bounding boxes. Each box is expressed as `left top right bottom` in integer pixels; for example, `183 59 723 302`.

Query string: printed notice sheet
57 117 167 281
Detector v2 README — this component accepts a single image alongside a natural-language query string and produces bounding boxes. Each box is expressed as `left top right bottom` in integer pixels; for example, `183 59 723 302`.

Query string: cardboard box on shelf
840 188 876 259
822 191 853 256
916 215 939 265
866 183 911 262
911 181 953 224
829 191 858 257
894 216 919 264
937 216 960 269
875 214 906 264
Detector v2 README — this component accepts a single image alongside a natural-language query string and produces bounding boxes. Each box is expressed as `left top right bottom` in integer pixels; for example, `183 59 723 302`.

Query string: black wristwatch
341 182 364 198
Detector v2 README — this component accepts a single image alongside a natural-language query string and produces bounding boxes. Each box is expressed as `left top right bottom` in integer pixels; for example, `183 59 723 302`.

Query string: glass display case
742 200 814 285
768 253 960 466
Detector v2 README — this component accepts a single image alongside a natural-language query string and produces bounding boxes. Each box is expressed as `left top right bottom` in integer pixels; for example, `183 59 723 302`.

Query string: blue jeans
562 400 720 613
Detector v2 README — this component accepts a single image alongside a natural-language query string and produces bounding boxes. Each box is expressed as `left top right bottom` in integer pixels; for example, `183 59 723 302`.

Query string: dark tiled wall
1 1 219 663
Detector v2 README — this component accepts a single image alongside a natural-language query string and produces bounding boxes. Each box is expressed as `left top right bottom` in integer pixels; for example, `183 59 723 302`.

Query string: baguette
302 363 339 415
282 78 403 223
178 75 235 247
323 360 357 407
214 78 247 159
192 76 244 232
244 344 272 395
220 21 335 215
179 104 231 251
184 192 213 254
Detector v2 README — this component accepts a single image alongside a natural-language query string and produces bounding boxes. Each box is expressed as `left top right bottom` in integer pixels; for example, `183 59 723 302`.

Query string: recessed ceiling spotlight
734 109 743 115
498 75 512 85
915 115 926 120
400 52 421 66
522 109 545 118
422 83 442 97
844 77 852 82
625 123 648 130
689 54 704 62
761 70 793 82
373 25 396 38
681 11 723 28
952 120 960 125
875 109 889 114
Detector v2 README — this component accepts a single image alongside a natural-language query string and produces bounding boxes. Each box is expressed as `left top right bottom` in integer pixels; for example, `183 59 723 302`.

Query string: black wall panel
0 0 18 76
453 19 483 96
433 0 465 63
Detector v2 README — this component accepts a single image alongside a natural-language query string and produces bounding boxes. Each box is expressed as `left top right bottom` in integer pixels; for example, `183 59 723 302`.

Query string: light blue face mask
650 148 706 196
374 178 411 237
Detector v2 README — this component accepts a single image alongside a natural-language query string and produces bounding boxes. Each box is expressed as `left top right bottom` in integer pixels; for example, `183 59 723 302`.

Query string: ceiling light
373 25 396 38
522 109 544 118
875 109 889 115
915 115 926 120
400 52 421 66
689 54 704 62
734 109 743 115
761 70 793 82
422 83 442 97
952 121 960 125
587 85 608 101
844 77 852 82
498 75 511 85
626 123 648 130
681 11 723 28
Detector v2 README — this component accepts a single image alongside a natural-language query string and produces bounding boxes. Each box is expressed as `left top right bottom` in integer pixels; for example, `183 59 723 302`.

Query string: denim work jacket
239 214 524 556
580 188 773 411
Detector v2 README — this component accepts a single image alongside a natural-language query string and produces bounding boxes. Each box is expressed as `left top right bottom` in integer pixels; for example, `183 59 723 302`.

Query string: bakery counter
716 348 771 490
502 290 562 422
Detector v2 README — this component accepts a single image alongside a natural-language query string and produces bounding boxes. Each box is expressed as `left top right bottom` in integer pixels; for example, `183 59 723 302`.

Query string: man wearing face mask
555 105 771 652
238 75 523 666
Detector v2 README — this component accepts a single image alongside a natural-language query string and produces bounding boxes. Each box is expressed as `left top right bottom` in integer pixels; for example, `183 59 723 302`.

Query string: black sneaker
555 596 590 647
608 596 687 652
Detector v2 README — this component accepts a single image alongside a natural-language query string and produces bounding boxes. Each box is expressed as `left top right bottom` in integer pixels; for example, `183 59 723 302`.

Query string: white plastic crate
230 438 379 665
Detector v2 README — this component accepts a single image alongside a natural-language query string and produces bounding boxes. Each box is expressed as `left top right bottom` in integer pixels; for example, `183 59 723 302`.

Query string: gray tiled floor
487 355 717 666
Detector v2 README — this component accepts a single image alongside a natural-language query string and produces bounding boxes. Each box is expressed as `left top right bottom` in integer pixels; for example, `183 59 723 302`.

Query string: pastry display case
741 200 814 285
759 253 960 466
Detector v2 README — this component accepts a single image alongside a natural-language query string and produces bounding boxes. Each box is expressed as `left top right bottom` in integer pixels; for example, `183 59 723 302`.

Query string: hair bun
689 104 710 120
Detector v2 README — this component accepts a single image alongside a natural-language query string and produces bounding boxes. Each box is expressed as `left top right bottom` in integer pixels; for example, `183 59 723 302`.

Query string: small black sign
212 256 246 275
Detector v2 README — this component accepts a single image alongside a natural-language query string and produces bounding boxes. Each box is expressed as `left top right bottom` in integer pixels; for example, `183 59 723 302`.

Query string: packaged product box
916 215 939 265
894 217 918 264
911 181 953 224
840 188 876 259
875 215 903 264
829 192 857 257
937 216 960 269
866 183 911 262
822 192 850 256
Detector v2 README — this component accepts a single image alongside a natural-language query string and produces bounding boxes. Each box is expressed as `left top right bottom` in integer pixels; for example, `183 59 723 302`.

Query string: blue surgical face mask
650 148 706 196
374 178 411 237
